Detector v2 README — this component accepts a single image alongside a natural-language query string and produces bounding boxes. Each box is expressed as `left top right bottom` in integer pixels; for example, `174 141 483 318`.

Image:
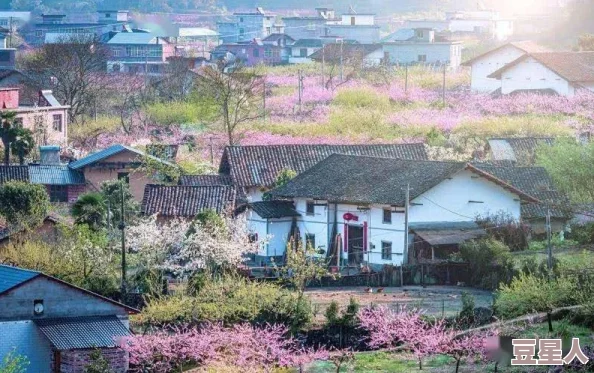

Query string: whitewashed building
325 13 380 44
382 28 463 68
463 41 549 93
488 52 594 96
252 154 539 267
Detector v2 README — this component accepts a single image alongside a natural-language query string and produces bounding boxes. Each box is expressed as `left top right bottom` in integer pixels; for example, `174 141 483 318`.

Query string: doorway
347 225 364 265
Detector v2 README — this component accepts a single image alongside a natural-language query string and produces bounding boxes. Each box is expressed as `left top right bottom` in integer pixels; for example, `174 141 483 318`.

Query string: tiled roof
69 144 175 170
0 264 40 294
249 200 300 219
142 185 236 216
487 137 554 162
310 44 383 62
35 316 130 350
409 221 486 246
179 174 234 186
271 154 538 206
472 164 571 219
462 41 549 66
106 32 159 44
488 52 594 82
219 144 428 188
292 39 324 48
263 33 294 42
0 165 29 184
29 165 85 185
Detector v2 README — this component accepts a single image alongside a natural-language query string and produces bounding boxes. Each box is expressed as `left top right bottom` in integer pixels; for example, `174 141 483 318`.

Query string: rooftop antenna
349 5 356 14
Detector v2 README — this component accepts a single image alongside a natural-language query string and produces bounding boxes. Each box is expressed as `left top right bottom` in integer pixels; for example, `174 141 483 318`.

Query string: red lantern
343 213 358 221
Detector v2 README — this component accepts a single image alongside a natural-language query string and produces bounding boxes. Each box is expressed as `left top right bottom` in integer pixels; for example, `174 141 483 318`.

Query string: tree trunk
418 358 422 370
547 312 553 332
455 358 461 373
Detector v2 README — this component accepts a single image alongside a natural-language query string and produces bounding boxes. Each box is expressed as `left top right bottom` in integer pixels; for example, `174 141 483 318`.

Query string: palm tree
0 111 17 165
71 193 107 230
11 128 35 165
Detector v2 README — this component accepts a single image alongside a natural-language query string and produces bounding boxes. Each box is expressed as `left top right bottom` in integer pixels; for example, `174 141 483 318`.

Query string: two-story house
105 32 175 74
282 8 335 41
259 154 539 267
326 12 380 44
0 88 69 146
382 28 463 67
217 7 276 44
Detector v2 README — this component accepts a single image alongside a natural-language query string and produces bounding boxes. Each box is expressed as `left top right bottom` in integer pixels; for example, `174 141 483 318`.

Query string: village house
486 137 555 164
463 41 550 93
216 144 428 203
0 264 138 373
281 8 335 41
0 88 69 146
258 154 539 267
68 144 177 201
104 31 175 74
212 34 293 66
325 12 380 44
382 28 463 68
487 52 594 96
0 165 28 185
288 39 324 64
217 7 277 44
29 146 86 203
0 215 66 248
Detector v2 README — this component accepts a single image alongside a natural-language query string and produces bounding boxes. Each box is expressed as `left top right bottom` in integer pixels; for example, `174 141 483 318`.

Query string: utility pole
209 136 214 165
298 69 303 112
118 183 127 297
547 207 553 273
262 75 266 122
442 64 446 106
340 40 344 82
401 183 410 287
107 199 111 231
8 17 12 48
321 46 325 88
405 63 409 94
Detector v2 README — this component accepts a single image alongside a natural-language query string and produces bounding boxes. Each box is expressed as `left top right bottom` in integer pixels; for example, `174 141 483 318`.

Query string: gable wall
0 276 129 321
500 57 573 96
470 45 526 92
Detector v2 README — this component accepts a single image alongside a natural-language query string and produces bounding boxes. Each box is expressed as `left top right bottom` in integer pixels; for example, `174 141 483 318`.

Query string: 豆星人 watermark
511 338 589 365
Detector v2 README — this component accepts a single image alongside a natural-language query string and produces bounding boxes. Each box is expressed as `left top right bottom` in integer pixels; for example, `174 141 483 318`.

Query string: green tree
536 139 594 203
100 180 139 227
0 181 49 227
84 349 112 373
0 349 29 373
459 238 515 290
263 168 297 200
282 240 330 301
0 111 18 165
71 193 106 230
10 128 35 165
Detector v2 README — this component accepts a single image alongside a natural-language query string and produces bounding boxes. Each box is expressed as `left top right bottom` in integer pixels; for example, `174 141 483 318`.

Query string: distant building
309 43 385 67
488 52 594 96
282 8 334 41
289 39 324 64
326 12 380 44
382 28 463 67
29 146 86 203
104 32 175 74
0 88 68 146
0 11 31 30
463 41 550 93
212 37 291 66
0 264 138 373
217 7 276 44
25 11 130 46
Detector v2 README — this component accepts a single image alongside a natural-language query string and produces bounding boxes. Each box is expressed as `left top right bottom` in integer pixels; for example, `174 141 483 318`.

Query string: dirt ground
305 286 493 320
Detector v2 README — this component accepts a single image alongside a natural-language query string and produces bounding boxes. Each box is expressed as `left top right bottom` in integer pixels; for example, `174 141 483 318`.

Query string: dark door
347 225 364 265
53 350 61 373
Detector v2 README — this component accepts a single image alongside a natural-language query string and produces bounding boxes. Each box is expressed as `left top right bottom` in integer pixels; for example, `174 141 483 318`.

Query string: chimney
39 146 61 165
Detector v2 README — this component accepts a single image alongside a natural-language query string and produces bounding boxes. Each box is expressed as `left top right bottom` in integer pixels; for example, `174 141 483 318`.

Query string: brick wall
60 348 128 373
67 185 86 203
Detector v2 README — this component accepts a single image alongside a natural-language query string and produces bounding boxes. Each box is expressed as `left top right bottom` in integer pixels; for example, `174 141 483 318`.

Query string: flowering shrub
123 323 328 373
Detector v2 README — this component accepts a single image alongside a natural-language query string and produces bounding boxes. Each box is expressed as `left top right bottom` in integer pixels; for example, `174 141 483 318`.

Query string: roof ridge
326 152 464 165
226 143 425 148
0 263 40 274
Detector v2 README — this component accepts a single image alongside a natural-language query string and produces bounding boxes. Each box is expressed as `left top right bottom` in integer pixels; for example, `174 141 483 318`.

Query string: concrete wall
14 107 69 146
340 15 375 26
0 320 53 373
81 151 156 201
499 56 574 96
469 44 526 93
282 18 327 40
326 25 380 43
0 276 129 321
383 43 461 67
246 211 293 260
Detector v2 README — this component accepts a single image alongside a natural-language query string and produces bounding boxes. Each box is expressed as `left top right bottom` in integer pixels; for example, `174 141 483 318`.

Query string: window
266 27 271 35
118 172 129 184
239 28 245 35
248 233 258 243
264 48 272 58
272 49 280 58
112 48 121 57
418 55 427 62
35 30 43 38
239 17 244 23
307 22 315 31
382 208 392 224
381 241 392 260
52 114 62 132
305 233 316 249
112 63 121 72
253 48 259 57
148 64 159 73
306 201 315 215
13 117 23 129
49 185 68 202
300 48 308 57
105 13 111 18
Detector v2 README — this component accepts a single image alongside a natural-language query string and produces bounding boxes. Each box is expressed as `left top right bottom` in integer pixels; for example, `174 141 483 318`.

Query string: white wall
405 20 450 32
383 43 461 67
246 210 293 258
470 44 527 93
499 56 574 96
246 187 266 202
326 25 380 44
341 15 375 26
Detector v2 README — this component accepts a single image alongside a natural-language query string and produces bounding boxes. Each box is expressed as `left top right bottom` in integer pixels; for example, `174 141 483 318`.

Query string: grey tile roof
179 174 234 186
249 200 300 219
487 137 554 162
310 43 383 62
472 164 571 220
410 221 486 245
29 165 85 185
218 144 428 188
292 39 324 48
0 264 40 294
142 185 236 216
35 316 130 350
271 154 539 206
0 165 29 184
69 144 175 170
